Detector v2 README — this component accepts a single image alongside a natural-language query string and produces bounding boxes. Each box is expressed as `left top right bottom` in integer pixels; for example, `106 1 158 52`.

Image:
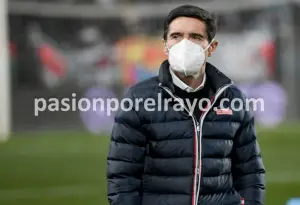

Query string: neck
175 67 205 89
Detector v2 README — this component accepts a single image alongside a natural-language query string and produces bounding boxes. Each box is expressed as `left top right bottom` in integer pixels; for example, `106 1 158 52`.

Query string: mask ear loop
165 43 170 52
203 38 215 52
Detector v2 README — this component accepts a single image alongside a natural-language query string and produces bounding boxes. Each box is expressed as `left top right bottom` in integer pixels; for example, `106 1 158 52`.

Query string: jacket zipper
195 83 233 205
159 83 200 205
159 82 232 205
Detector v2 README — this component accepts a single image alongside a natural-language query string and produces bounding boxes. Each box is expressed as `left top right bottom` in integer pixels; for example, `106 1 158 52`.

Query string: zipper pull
241 198 245 205
196 123 200 131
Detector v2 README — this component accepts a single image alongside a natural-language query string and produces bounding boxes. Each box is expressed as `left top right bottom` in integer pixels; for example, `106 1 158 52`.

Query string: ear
162 39 168 56
208 40 219 57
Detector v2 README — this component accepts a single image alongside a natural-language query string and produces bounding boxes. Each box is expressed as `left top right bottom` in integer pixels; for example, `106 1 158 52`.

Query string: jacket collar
169 66 207 93
158 60 233 94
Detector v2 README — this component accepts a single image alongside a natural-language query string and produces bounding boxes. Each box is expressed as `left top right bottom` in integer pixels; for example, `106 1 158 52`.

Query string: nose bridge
183 33 190 40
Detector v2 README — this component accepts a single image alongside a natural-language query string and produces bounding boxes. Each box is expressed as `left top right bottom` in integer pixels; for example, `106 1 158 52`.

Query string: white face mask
166 38 214 78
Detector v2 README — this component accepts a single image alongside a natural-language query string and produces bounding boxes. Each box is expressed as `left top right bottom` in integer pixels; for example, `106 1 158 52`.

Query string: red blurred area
37 44 66 77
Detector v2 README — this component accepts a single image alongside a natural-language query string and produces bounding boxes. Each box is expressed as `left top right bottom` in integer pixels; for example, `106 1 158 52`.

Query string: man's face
163 17 218 59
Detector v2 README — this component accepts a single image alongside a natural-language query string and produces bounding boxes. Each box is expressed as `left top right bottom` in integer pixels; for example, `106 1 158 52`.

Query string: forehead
168 16 207 36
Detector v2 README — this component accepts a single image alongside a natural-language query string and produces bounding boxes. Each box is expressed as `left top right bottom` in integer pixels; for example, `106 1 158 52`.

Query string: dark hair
163 5 218 42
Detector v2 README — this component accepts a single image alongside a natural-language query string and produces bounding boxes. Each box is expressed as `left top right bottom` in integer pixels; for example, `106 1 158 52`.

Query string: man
107 4 265 205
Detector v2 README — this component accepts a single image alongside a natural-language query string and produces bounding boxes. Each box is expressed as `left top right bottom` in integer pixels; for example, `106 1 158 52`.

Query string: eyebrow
189 33 205 38
169 32 183 36
169 32 205 38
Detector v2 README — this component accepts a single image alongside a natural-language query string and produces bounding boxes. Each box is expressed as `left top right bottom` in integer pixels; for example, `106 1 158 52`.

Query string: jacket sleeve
232 107 266 205
107 89 147 205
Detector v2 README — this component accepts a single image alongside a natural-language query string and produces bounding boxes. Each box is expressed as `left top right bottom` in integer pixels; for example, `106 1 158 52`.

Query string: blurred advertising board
287 198 300 205
115 35 166 87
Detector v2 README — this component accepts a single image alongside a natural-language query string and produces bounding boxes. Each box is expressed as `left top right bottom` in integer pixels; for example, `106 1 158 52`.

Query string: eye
172 35 179 39
192 35 202 40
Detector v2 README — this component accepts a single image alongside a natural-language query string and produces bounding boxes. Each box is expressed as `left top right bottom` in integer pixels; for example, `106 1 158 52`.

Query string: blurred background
0 0 300 205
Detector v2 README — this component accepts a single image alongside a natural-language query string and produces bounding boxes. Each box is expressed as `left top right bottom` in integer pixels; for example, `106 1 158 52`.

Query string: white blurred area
211 30 272 83
0 0 10 141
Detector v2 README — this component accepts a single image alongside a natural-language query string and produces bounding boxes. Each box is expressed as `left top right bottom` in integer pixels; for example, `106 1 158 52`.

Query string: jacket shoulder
225 84 255 122
225 84 248 100
126 76 159 98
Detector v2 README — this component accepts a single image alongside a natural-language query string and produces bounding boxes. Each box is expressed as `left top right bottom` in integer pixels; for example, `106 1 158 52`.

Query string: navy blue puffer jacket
107 60 265 205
